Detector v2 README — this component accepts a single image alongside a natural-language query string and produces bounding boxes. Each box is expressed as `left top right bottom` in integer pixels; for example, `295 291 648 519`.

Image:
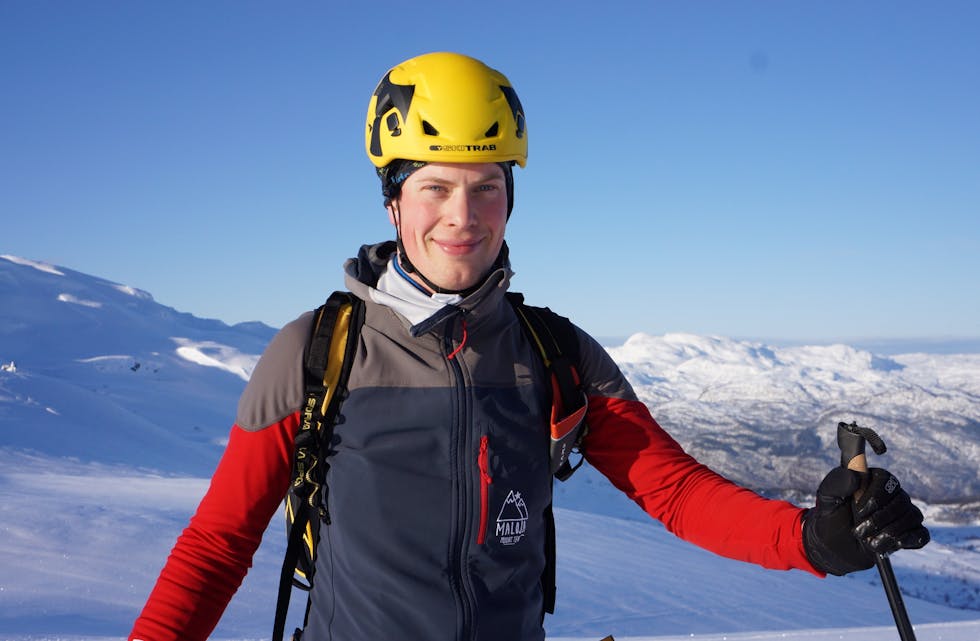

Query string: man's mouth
434 239 482 256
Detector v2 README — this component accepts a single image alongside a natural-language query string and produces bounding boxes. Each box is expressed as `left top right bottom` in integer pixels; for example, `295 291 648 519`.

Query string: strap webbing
273 292 363 641
273 506 311 641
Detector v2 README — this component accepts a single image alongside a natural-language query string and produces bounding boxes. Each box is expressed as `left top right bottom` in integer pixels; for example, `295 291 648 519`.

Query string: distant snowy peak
0 253 275 367
113 283 154 300
608 332 980 433
0 254 65 276
0 255 279 475
606 332 980 508
1 253 154 302
609 332 980 394
610 332 783 368
611 332 903 371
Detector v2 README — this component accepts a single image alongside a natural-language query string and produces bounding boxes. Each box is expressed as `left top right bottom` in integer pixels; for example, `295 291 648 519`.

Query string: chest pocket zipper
477 435 493 545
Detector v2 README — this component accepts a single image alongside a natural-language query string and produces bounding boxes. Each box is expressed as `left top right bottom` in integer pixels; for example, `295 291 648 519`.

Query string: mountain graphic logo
495 490 529 546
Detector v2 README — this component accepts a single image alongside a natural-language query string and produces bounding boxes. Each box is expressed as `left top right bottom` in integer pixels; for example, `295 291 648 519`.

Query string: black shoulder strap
506 292 589 481
273 291 364 641
305 291 364 458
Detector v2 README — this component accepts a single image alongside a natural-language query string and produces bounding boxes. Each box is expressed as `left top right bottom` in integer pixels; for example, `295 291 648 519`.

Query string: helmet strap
502 161 515 218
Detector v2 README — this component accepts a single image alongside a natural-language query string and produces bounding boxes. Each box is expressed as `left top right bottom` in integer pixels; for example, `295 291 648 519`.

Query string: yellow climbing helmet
365 52 527 168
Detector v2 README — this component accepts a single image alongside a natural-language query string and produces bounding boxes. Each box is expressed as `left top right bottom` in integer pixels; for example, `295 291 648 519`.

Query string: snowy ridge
1 255 978 640
0 254 65 275
609 333 980 513
0 254 275 473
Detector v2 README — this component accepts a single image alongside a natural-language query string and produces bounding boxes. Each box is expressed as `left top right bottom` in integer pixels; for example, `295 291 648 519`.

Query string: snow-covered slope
1 254 978 640
0 254 275 473
1 451 977 640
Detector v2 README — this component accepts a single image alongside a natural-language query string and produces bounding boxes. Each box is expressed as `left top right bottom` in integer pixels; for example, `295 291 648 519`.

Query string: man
130 52 928 641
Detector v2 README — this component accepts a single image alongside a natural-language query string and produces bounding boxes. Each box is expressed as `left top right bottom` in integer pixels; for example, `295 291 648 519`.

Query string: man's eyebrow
423 173 505 184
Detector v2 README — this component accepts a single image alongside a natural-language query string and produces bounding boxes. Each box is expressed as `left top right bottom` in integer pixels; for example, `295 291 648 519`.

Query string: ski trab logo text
495 490 528 545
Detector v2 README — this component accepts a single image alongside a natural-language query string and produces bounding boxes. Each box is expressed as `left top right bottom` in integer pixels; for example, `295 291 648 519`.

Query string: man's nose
445 191 478 226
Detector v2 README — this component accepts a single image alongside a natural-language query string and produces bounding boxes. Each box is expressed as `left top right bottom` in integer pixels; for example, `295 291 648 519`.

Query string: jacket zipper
477 435 493 545
445 316 475 640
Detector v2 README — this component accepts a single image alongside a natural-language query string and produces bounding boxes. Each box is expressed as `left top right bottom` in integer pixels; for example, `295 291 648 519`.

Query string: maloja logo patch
495 490 528 546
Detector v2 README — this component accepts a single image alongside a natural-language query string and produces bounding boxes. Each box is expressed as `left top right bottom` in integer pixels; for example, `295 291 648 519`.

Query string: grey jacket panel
235 311 312 431
574 325 638 402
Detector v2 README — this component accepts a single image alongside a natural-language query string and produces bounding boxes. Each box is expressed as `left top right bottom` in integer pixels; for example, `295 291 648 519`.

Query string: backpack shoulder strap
506 292 589 481
305 291 364 435
273 291 364 641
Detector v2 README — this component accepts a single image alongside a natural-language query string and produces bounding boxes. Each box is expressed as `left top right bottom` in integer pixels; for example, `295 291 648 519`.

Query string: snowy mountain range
1 253 978 641
608 334 980 519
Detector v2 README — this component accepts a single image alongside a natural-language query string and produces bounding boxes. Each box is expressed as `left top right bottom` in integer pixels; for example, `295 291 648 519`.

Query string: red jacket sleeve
583 395 821 575
129 414 298 641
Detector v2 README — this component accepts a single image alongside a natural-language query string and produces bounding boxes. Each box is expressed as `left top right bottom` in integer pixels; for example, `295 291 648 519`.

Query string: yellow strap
513 305 552 368
320 303 353 415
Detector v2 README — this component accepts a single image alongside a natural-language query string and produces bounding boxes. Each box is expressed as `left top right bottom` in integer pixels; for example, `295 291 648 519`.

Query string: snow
172 337 260 382
58 293 103 308
112 284 154 300
0 254 65 276
1 254 978 640
607 333 980 512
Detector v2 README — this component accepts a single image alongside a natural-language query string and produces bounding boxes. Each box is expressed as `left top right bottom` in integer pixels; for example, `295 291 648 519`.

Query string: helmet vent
386 112 402 137
422 120 439 136
484 122 499 138
500 85 526 140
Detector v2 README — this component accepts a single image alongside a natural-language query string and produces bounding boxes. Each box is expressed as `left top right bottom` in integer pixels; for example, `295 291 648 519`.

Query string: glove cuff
802 510 849 576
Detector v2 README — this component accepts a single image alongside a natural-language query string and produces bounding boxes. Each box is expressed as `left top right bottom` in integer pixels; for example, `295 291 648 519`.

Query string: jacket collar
343 241 513 336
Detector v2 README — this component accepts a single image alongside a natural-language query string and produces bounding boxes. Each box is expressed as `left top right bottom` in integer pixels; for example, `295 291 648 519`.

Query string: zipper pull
447 316 469 360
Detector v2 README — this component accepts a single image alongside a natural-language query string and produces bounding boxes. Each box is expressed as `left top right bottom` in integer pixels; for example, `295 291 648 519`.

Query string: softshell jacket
130 242 820 641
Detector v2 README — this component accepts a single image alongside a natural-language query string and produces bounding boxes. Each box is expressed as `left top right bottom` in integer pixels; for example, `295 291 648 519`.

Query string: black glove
803 467 930 576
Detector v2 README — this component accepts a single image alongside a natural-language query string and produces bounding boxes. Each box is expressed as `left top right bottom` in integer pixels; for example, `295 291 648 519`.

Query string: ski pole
837 421 917 641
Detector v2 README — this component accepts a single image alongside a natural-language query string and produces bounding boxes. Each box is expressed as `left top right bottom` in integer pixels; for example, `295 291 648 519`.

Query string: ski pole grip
838 422 869 473
838 421 888 472
837 421 888 499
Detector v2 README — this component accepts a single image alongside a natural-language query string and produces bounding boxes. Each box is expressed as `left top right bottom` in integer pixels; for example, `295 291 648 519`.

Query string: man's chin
430 270 484 293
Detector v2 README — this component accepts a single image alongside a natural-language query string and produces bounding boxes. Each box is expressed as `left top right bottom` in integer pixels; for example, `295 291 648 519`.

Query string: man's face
388 162 508 292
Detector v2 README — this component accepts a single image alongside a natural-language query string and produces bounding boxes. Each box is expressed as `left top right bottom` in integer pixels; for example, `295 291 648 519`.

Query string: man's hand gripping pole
837 421 917 641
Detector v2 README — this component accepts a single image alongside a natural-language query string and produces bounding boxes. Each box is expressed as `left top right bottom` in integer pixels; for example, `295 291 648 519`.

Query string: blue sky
3 1 978 342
